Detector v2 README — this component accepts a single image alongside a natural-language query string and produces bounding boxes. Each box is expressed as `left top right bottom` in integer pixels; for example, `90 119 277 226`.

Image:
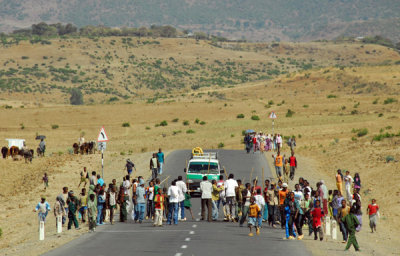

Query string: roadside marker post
325 216 331 236
57 216 62 233
39 221 45 240
332 219 337 240
97 126 109 178
269 112 277 134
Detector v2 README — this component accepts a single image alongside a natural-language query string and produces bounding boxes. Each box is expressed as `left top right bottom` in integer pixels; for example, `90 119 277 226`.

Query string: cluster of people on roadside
33 147 378 252
244 132 296 154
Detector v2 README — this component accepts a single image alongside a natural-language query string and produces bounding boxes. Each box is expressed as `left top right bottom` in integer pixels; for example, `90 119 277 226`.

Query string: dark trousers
68 213 79 229
288 214 295 236
201 198 212 221
279 205 286 228
152 168 158 180
268 205 276 225
295 214 303 236
147 200 154 218
314 226 323 240
109 206 115 223
305 211 313 235
240 205 249 225
339 221 348 241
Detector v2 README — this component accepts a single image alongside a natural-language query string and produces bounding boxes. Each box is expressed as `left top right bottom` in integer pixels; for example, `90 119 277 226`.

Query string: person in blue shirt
97 174 104 187
34 197 51 223
157 148 165 175
135 179 146 223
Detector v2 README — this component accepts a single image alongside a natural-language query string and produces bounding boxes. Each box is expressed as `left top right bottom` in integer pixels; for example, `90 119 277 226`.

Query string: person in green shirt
184 192 194 220
67 196 79 230
342 205 361 251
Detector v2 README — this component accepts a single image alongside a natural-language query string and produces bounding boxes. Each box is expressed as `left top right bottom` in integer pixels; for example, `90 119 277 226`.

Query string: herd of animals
1 141 97 163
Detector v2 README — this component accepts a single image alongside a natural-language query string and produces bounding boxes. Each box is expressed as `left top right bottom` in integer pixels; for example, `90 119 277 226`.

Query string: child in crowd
67 196 79 230
87 194 97 232
367 199 379 233
42 173 49 190
248 196 261 237
311 199 324 241
34 196 51 223
342 205 361 251
184 192 195 220
154 188 165 226
78 188 88 223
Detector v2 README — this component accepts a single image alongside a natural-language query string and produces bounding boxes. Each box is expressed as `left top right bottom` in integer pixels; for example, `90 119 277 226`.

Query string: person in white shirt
254 188 265 228
294 184 304 202
224 174 238 221
200 176 212 221
167 180 180 225
344 171 354 202
276 134 283 149
176 176 188 221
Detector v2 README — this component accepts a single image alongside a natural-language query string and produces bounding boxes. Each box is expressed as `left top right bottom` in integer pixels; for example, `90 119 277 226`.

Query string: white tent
6 139 25 149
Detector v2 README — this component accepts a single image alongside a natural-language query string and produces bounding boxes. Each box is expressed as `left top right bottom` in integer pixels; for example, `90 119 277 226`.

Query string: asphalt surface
44 150 311 256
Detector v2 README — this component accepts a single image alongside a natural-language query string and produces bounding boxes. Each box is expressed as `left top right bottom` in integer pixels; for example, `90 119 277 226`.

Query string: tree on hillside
70 88 84 105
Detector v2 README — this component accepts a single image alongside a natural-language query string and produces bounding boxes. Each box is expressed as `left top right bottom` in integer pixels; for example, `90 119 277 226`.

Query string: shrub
327 94 337 99
237 113 245 118
0 227 2 238
120 151 126 156
357 128 368 137
251 115 260 120
195 118 200 124
172 118 179 122
173 130 182 135
145 126 151 130
200 121 206 125
286 109 295 117
159 120 168 126
231 134 235 137
186 129 195 134
69 88 84 105
218 142 225 148
303 105 309 108
51 124 59 129
383 97 397 104
122 122 130 127
372 99 379 104
20 123 25 130
351 110 358 115
386 156 395 163
378 113 383 117
351 137 357 141
141 147 147 153
183 120 189 126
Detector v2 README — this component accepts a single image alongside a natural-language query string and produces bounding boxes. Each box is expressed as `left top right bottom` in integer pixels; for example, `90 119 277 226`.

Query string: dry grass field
0 37 399 255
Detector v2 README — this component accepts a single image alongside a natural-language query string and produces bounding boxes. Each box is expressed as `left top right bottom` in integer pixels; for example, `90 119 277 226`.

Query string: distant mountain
1 0 399 42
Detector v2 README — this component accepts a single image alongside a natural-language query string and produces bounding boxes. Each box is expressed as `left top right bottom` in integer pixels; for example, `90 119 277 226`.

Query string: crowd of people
33 146 377 252
244 132 296 154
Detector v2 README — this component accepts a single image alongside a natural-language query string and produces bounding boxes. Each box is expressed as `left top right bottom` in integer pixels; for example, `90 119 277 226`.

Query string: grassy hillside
0 0 400 42
0 37 399 104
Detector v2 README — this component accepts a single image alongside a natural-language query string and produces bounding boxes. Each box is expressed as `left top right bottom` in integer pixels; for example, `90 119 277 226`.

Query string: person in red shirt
366 199 379 233
311 200 324 241
289 152 297 181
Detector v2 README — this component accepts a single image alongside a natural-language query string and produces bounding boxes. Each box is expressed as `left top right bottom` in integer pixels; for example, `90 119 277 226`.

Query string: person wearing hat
34 196 51 223
135 179 146 223
278 183 289 229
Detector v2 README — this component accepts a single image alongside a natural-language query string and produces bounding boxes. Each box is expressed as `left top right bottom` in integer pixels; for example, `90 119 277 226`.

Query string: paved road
44 150 311 256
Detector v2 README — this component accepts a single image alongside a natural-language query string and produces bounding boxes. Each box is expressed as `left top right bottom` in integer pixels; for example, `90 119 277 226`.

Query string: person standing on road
320 180 329 216
248 197 261 237
311 199 324 241
244 133 252 153
176 176 187 221
254 189 265 229
289 152 297 181
87 194 97 232
146 181 155 220
239 183 251 227
200 176 212 221
212 180 223 221
157 148 165 175
367 199 379 233
154 188 165 226
135 179 146 223
67 196 80 230
336 169 344 195
342 205 361 251
224 174 238 222
267 182 278 227
344 171 353 203
278 183 289 228
338 199 350 243
167 180 179 225
272 151 283 179
150 153 159 180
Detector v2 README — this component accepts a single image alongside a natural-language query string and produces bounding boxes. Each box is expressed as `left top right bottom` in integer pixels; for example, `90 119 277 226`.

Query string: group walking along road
44 149 310 256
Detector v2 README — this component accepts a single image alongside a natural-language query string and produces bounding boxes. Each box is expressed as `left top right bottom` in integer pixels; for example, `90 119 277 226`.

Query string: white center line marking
185 237 191 241
192 224 197 228
198 212 201 215
189 231 195 235
175 253 182 256
181 245 188 249
196 218 200 222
